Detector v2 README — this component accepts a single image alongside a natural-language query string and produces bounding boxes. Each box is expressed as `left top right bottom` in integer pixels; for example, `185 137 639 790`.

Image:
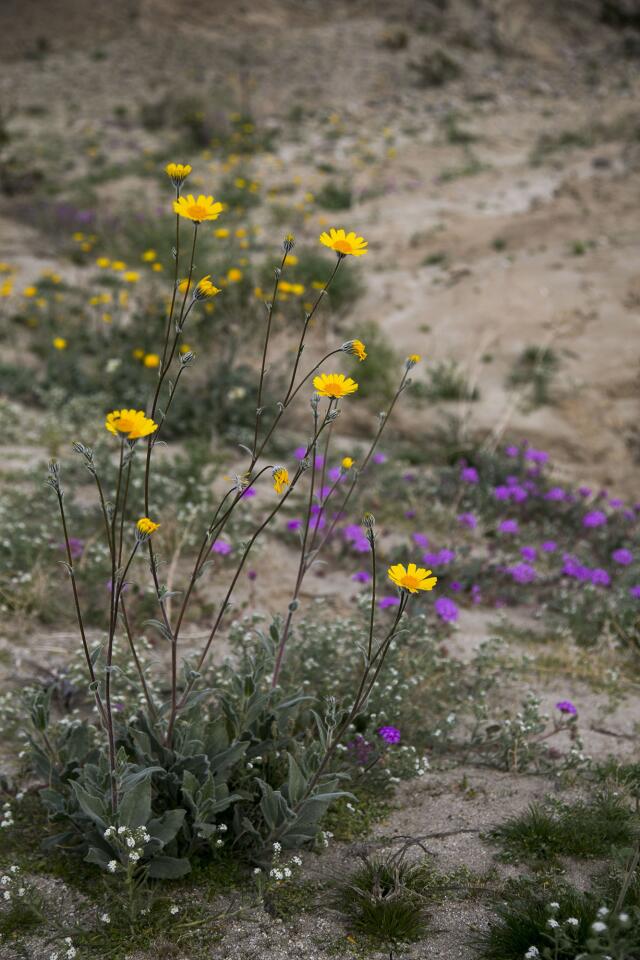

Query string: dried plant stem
52 486 106 726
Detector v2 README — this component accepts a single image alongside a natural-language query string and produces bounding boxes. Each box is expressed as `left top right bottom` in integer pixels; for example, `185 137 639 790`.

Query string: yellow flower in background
1 280 13 297
123 271 140 283
272 467 290 495
165 163 192 188
342 339 367 361
215 227 230 238
136 516 160 536
111 261 126 271
388 563 437 594
177 278 190 294
52 337 67 350
23 286 37 298
285 253 298 265
173 194 223 223
235 227 247 238
132 348 145 360
105 409 158 440
143 353 160 368
142 249 157 262
194 275 221 300
227 268 243 283
341 457 355 470
152 262 163 272
407 354 421 367
72 231 84 242
102 313 112 323
179 343 192 354
312 373 358 399
319 228 368 257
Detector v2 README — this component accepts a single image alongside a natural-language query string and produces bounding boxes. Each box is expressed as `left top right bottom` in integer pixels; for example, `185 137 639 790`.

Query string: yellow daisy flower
96 257 111 268
165 163 192 188
132 348 145 360
194 275 221 300
53 337 67 350
312 373 359 399
123 271 140 283
215 227 230 238
342 339 367 361
227 268 243 283
272 467 290 495
142 249 157 262
144 353 160 368
23 286 37 298
387 563 438 594
136 517 160 536
319 228 368 257
406 354 421 368
341 456 355 469
105 409 158 440
173 194 223 223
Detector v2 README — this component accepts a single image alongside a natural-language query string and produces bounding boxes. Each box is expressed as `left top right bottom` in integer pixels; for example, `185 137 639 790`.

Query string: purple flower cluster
378 725 401 744
507 563 537 584
343 524 370 553
434 596 459 622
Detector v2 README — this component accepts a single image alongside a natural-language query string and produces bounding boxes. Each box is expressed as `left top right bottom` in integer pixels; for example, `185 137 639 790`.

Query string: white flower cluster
0 802 14 829
103 824 151 866
0 865 26 903
49 937 76 959
318 829 333 849
267 842 303 883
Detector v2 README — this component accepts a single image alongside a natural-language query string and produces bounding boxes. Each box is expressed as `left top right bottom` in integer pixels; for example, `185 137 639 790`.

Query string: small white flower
126 836 135 848
129 851 140 863
597 906 610 918
107 860 117 873
253 867 261 875
117 826 126 835
566 917 579 926
272 842 281 853
169 904 179 915
99 912 110 923
591 921 607 933
619 912 629 923
17 887 25 897
547 919 559 929
524 949 540 960
548 901 560 911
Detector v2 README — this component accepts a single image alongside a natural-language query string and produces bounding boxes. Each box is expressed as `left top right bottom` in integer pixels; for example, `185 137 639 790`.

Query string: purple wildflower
498 519 519 534
458 512 478 529
461 466 479 484
212 539 232 555
541 540 557 552
508 563 537 584
629 585 640 599
434 597 459 622
612 548 633 566
412 532 429 549
545 487 565 501
286 519 302 531
378 725 401 744
294 446 307 460
525 448 549 464
555 700 577 715
505 445 519 457
378 595 400 609
520 546 537 561
578 486 592 498
591 568 611 587
352 570 372 583
373 452 387 465
583 510 607 528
